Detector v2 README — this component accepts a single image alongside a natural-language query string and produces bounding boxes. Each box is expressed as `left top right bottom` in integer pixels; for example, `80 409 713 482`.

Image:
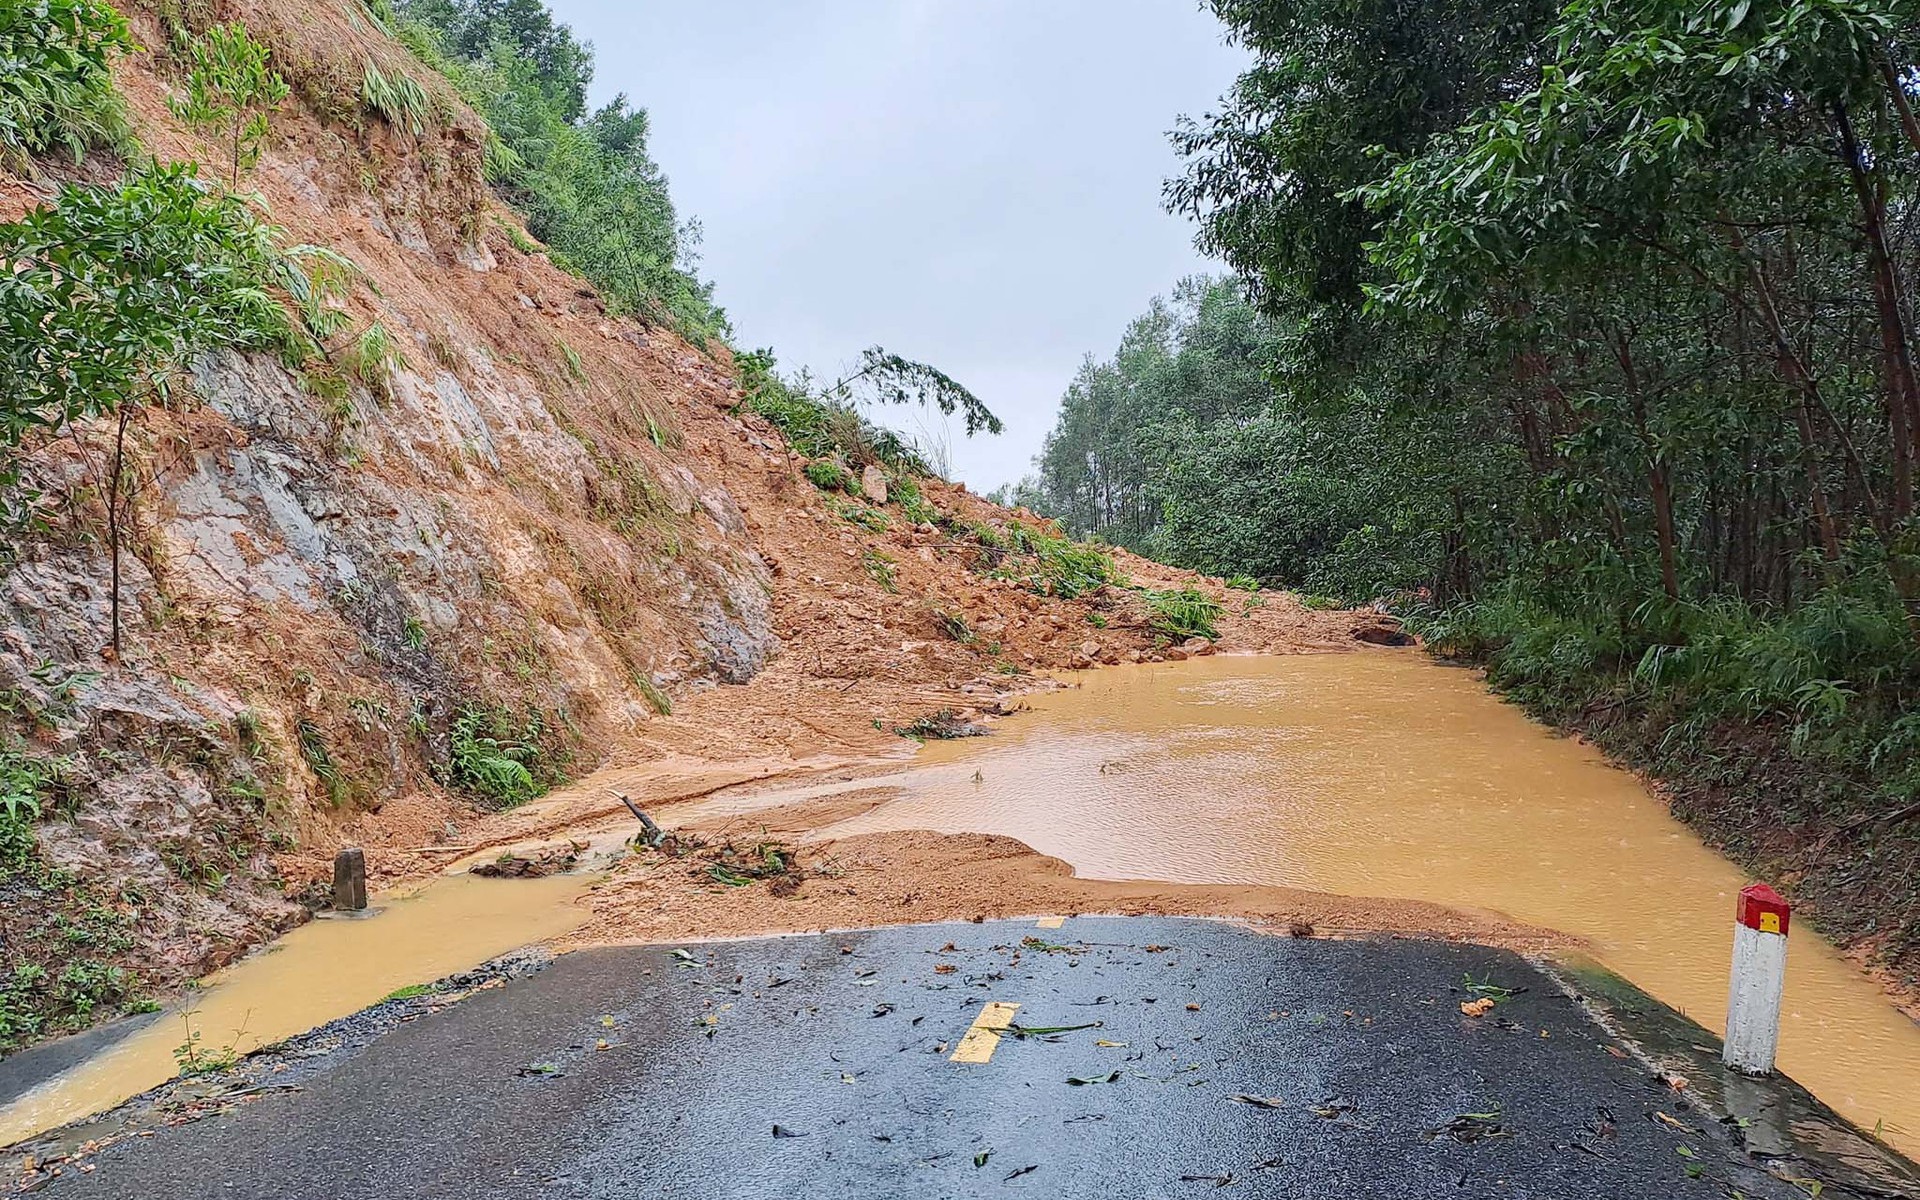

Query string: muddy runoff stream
677 651 1920 1154
0 872 589 1148
5 651 1919 1157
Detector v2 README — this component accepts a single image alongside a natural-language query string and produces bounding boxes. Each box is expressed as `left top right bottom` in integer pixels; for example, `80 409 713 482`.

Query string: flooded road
6 650 1917 1157
682 652 1920 1154
0 872 589 1148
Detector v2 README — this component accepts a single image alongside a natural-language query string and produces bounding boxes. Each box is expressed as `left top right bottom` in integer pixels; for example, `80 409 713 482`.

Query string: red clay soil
557 827 1567 958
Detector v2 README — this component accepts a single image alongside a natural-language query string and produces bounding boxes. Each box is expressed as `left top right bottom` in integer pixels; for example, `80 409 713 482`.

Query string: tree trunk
1836 99 1920 520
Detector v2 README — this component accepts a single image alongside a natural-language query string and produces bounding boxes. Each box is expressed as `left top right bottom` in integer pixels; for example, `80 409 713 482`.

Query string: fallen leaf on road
1067 1071 1122 1086
1095 1039 1128 1048
934 964 957 975
1186 1003 1202 1012
771 1124 807 1138
1004 1165 1038 1181
1460 998 1496 1018
1228 1094 1286 1110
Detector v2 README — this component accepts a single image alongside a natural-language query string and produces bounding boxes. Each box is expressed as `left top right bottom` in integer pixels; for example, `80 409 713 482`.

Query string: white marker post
1724 883 1790 1076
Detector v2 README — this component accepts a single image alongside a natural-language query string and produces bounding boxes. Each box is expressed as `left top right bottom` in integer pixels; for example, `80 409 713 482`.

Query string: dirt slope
0 0 1387 1046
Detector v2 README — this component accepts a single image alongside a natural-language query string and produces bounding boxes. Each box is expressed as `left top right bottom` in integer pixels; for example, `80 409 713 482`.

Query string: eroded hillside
0 0 1386 1051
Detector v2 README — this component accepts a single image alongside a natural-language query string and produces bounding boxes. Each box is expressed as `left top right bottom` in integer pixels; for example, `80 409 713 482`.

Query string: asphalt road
42 918 1816 1199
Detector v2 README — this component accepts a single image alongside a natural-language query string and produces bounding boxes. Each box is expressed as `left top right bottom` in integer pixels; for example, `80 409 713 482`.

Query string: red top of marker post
1737 883 1790 936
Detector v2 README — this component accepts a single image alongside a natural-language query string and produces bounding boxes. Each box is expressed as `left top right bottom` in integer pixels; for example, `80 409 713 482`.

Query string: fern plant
168 21 288 187
449 707 540 808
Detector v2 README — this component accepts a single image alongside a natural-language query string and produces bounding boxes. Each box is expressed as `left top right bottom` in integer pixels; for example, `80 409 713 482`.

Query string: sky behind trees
546 0 1246 490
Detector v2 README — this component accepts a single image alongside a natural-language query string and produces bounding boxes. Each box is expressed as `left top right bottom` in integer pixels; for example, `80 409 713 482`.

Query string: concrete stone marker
332 847 368 912
1725 882 1790 1075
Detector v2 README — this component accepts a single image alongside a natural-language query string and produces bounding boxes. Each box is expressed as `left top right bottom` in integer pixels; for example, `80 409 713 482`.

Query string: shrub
0 163 328 650
167 21 290 187
0 0 133 168
931 607 973 642
449 705 543 808
803 459 852 493
835 502 891 533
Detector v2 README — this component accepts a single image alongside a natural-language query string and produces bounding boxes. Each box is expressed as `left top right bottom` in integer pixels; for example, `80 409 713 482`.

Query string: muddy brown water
6 651 1918 1157
0 872 589 1148
682 651 1920 1154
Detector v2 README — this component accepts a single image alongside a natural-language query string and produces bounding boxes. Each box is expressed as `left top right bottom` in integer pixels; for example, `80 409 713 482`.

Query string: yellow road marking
950 1001 1021 1064
1035 916 1065 930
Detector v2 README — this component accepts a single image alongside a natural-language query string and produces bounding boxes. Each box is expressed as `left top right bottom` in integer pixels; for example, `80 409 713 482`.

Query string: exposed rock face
0 2 778 1026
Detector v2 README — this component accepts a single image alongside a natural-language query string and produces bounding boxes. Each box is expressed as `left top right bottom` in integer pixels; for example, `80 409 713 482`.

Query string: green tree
395 3 725 340
168 20 289 187
0 164 314 655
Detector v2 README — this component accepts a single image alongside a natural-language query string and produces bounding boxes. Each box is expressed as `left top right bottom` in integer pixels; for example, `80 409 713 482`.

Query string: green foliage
861 548 899 593
635 676 671 716
893 475 940 525
167 20 290 187
739 347 986 476
295 719 347 806
932 607 974 643
834 347 1003 438
360 61 430 136
448 704 544 808
0 746 137 1050
0 163 315 530
343 320 408 399
1098 0 1920 962
0 744 59 876
989 524 1120 599
1141 587 1223 642
834 501 891 533
395 0 724 340
803 458 853 493
892 709 987 742
172 1011 242 1076
0 0 134 168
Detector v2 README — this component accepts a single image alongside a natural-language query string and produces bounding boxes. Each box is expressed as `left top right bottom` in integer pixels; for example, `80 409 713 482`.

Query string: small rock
1180 637 1215 656
1079 640 1102 659
861 465 889 505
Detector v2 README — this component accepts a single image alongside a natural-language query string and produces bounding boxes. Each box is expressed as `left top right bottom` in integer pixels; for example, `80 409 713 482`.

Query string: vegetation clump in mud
634 827 820 899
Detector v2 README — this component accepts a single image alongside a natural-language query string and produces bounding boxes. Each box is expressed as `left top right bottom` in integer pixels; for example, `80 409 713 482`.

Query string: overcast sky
546 0 1247 492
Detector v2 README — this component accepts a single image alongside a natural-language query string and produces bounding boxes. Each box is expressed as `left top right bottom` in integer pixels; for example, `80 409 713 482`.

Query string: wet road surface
41 919 1822 1198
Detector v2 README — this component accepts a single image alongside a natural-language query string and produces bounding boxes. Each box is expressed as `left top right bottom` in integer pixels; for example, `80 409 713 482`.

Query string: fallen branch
615 792 665 847
1808 799 1920 860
